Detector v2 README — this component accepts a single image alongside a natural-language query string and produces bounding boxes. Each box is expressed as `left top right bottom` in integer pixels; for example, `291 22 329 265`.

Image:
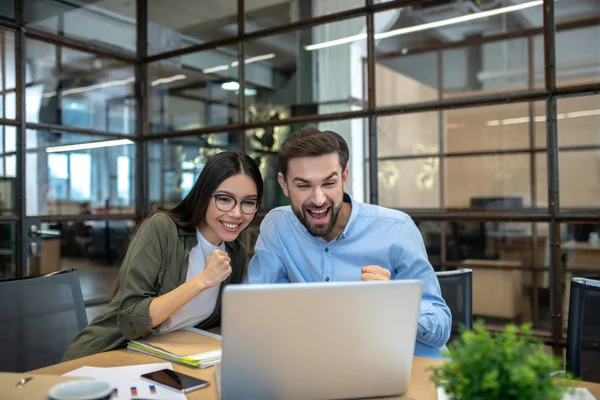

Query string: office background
0 0 598 354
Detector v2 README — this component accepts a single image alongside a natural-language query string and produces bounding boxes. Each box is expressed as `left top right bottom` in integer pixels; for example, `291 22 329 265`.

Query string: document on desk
127 327 222 368
64 362 186 400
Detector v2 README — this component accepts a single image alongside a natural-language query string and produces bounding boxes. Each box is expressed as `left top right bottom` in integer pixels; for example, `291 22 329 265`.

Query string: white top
158 229 224 334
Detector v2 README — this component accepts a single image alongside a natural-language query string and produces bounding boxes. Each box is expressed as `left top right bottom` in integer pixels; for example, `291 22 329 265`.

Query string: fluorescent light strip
42 73 184 98
376 1 543 40
485 108 599 127
305 33 367 51
202 65 230 74
204 53 277 73
305 0 545 51
151 74 187 86
46 139 134 153
231 53 276 66
42 77 135 98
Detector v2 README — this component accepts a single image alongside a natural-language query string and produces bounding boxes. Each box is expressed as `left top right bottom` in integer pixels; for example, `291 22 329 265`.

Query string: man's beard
293 200 343 238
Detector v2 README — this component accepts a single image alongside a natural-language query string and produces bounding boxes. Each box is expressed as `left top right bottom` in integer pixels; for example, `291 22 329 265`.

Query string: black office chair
436 269 473 335
0 268 88 372
566 277 600 383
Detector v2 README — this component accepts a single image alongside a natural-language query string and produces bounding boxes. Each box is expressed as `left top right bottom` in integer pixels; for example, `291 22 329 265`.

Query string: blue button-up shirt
245 194 452 359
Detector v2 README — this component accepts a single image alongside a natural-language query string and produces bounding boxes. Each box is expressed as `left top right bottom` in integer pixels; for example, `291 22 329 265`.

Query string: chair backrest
436 269 473 334
0 268 88 372
566 277 600 383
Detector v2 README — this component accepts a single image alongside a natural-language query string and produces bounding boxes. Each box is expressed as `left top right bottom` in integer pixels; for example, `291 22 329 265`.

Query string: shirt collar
339 192 359 240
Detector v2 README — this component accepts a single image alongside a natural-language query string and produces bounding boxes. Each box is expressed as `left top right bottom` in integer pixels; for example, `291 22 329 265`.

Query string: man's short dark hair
277 127 350 178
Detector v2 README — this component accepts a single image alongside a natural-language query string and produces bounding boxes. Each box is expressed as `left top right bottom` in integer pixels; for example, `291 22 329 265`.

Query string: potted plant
429 321 574 400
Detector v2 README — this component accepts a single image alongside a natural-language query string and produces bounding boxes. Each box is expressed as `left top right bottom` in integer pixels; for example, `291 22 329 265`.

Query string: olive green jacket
62 213 247 361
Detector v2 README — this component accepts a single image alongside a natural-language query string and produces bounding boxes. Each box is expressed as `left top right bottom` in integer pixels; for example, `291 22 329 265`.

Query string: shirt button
325 278 330 282
325 248 329 252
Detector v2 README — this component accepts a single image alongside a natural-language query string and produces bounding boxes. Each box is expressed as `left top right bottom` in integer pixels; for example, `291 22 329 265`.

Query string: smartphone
141 369 210 393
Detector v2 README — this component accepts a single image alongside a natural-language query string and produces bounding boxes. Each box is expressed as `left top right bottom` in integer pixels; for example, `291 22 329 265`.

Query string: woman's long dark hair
110 151 263 296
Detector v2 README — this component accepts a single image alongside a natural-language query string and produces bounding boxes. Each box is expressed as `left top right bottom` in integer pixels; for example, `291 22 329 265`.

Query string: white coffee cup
48 380 112 400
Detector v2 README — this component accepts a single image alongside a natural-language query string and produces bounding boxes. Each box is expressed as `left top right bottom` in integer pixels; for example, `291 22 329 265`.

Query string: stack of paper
64 362 186 400
127 327 222 368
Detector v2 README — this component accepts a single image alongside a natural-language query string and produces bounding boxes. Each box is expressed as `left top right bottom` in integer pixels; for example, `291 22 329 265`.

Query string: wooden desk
30 348 600 399
31 350 443 399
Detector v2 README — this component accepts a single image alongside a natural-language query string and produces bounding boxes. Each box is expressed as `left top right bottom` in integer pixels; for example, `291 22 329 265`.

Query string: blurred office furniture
566 278 600 383
0 269 87 372
562 242 600 329
460 259 523 320
436 269 473 335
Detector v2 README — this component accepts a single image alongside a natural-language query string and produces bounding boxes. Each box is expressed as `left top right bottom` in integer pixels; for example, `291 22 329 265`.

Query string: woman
63 151 263 360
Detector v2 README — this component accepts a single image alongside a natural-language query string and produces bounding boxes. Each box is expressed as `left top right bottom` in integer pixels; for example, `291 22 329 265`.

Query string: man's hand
361 265 391 281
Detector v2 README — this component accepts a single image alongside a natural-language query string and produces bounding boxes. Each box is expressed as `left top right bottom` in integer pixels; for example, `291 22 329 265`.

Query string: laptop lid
220 280 422 400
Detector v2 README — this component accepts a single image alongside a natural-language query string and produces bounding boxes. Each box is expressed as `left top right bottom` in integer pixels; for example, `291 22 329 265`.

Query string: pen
16 376 33 388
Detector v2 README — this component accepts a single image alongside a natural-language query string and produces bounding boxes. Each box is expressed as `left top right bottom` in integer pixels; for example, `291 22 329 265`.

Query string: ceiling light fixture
305 0 548 51
221 81 240 91
151 74 187 86
46 139 134 153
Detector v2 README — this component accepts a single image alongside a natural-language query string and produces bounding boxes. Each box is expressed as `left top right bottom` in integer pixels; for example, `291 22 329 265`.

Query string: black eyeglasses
212 193 260 215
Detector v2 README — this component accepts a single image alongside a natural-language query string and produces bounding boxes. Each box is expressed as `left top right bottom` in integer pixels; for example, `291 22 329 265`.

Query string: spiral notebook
127 327 222 368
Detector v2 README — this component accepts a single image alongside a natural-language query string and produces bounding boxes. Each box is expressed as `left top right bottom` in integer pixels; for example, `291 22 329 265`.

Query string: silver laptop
217 280 422 400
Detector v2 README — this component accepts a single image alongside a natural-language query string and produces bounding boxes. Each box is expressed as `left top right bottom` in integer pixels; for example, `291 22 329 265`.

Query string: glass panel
445 102 546 153
148 47 238 134
0 223 16 280
376 52 438 107
3 126 15 153
25 130 136 216
0 175 16 215
378 112 439 157
555 0 600 24
148 133 239 210
244 16 367 122
245 0 364 33
148 0 237 56
535 13 600 90
42 219 135 265
559 150 600 210
554 95 600 148
5 154 15 177
378 158 441 209
413 220 443 267
556 26 600 87
444 154 544 208
534 152 548 209
444 39 529 99
0 1 14 19
448 220 548 327
26 39 136 134
0 30 16 119
374 1 543 105
24 0 136 54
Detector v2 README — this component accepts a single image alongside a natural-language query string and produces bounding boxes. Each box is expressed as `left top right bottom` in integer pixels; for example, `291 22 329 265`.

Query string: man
245 127 451 358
